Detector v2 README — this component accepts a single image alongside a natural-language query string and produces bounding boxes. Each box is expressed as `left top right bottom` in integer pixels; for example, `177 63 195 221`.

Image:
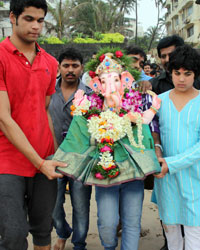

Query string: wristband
154 144 163 152
38 159 45 171
150 106 158 113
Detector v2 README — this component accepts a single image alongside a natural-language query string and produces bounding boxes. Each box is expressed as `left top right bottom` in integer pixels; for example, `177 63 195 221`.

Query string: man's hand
154 158 169 179
40 160 67 180
138 81 152 93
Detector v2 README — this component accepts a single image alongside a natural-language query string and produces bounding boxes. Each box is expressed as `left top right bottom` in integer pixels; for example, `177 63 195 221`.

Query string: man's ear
9 11 16 25
81 65 84 75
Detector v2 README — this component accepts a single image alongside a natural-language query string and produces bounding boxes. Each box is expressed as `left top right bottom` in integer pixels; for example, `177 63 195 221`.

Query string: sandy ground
28 189 164 250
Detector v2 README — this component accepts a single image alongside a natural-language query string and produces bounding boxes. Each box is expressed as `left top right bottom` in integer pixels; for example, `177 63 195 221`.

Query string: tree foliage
46 0 74 39
45 0 166 52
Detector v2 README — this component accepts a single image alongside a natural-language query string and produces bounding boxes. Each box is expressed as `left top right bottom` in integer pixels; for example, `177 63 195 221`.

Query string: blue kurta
153 90 200 226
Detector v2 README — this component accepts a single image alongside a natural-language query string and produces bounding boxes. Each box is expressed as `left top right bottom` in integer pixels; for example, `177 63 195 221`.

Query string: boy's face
144 65 151 75
172 68 195 92
10 7 45 43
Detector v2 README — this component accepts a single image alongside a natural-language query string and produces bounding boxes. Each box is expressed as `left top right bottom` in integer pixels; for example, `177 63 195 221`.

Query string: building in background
164 0 200 46
124 17 144 39
0 0 11 38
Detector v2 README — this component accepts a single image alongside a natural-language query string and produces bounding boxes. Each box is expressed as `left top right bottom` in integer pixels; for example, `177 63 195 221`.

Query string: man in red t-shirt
0 1 66 250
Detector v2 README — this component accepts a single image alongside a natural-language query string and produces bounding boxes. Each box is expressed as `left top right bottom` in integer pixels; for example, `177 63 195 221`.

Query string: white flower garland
87 110 126 142
98 151 114 169
88 109 144 149
123 113 144 149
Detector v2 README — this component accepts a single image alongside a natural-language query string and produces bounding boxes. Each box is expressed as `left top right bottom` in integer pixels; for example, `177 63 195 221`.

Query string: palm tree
147 0 165 50
112 0 136 14
70 0 125 37
46 0 73 39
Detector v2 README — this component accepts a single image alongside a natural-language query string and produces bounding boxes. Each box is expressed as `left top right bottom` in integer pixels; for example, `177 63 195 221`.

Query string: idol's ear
89 77 104 93
120 72 134 92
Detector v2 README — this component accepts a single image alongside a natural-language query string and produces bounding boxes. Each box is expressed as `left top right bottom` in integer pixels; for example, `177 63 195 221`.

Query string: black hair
157 35 184 58
150 63 159 70
168 45 200 80
10 0 48 18
125 46 147 62
143 62 151 67
58 48 83 65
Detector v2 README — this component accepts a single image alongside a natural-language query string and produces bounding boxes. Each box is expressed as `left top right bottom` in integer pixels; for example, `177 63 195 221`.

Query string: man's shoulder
194 77 200 90
150 71 166 83
79 80 93 94
39 46 57 65
0 38 11 58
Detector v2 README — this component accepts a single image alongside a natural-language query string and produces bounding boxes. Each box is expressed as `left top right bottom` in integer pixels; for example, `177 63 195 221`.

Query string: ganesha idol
53 50 161 186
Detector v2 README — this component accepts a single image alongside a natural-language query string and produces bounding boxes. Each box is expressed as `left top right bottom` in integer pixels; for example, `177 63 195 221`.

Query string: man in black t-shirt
150 35 200 94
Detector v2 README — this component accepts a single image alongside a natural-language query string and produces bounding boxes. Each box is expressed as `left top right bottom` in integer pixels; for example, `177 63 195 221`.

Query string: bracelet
150 106 158 113
154 144 163 152
38 159 45 171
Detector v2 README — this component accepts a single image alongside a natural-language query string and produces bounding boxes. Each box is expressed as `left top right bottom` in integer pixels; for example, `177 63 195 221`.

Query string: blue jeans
95 180 144 250
53 177 92 250
70 179 92 250
53 176 72 240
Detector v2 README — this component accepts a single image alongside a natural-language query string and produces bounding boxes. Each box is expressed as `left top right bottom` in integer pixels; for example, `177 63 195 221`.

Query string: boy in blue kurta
153 45 200 250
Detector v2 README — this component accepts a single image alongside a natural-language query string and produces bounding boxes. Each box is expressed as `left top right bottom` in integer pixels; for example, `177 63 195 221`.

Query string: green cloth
53 116 160 186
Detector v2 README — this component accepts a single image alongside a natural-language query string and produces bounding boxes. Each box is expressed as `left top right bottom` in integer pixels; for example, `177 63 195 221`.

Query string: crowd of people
1 1 200 250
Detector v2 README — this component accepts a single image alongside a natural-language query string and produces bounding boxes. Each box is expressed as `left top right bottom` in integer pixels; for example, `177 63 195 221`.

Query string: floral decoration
85 47 141 82
70 88 145 180
89 71 96 78
121 88 142 113
115 50 123 58
99 54 105 62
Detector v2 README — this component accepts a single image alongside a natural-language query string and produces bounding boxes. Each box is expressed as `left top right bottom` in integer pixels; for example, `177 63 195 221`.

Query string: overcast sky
129 0 166 32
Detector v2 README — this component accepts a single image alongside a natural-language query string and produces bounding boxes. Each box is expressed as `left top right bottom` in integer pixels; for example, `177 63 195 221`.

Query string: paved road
28 189 164 250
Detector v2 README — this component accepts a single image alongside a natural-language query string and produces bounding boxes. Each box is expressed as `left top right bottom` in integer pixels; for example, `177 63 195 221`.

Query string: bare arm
0 91 65 179
152 132 163 159
46 96 58 151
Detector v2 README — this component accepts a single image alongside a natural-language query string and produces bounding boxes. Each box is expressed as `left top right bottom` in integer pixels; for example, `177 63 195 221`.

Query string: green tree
46 0 73 39
70 0 125 37
147 0 165 50
112 0 136 15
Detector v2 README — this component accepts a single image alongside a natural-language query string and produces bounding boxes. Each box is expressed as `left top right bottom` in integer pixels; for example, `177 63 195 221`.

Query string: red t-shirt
0 37 57 177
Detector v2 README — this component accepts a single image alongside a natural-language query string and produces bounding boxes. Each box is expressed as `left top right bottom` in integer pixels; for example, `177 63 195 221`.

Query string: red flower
87 114 99 120
119 113 125 117
99 54 105 62
101 138 106 143
105 165 116 171
115 51 123 58
108 171 120 178
101 138 114 144
89 71 96 78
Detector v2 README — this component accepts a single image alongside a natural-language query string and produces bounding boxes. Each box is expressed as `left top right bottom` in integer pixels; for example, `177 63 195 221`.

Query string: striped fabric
153 90 200 226
141 93 159 133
